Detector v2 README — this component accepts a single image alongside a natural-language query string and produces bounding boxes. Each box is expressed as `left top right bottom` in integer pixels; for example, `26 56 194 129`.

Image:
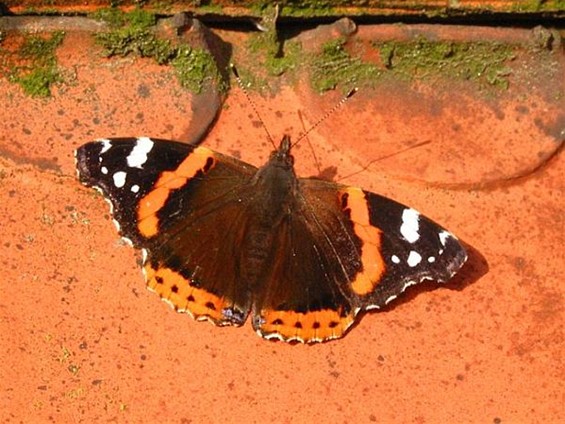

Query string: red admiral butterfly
76 132 467 343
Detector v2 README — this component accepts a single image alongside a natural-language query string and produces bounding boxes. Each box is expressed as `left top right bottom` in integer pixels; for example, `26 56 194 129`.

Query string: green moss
92 8 163 60
511 0 565 11
267 41 302 76
93 8 223 94
92 8 162 59
126 8 157 29
172 46 223 94
1 31 65 97
248 32 302 77
95 28 174 63
246 3 300 77
511 0 541 11
16 67 62 98
251 0 337 17
261 0 564 14
310 38 381 93
195 4 224 14
232 66 270 93
19 31 65 61
150 1 174 13
90 8 128 28
374 37 516 89
237 4 304 91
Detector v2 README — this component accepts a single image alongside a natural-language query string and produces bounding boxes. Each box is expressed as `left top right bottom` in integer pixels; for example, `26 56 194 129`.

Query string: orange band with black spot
341 187 386 295
137 147 215 238
258 308 355 342
144 262 226 322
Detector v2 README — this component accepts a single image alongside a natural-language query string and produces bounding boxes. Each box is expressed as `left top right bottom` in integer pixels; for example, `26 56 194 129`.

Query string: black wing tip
440 237 468 282
75 141 103 186
449 251 468 280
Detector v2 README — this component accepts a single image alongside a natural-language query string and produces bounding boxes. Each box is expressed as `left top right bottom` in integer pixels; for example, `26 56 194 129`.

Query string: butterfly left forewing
76 137 258 326
76 137 189 245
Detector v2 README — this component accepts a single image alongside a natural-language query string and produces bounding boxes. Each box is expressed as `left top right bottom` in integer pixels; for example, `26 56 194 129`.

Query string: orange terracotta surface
1 21 563 423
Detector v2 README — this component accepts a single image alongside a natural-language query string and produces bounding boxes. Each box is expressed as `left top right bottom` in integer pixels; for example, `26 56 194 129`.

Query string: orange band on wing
144 262 226 322
341 187 386 295
257 308 356 343
137 147 215 238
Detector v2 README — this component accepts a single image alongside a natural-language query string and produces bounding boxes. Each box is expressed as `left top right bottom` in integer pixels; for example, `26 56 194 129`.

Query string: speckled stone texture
0 22 563 423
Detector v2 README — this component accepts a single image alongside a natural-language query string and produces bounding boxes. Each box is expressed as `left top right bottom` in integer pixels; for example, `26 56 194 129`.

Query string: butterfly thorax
249 135 298 222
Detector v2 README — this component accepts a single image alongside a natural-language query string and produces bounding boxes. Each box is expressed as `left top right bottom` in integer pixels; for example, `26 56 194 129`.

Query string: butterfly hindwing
250 197 360 342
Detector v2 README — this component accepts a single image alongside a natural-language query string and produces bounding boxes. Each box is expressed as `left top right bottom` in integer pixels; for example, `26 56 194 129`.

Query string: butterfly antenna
230 64 277 149
292 87 358 148
338 140 432 181
297 110 323 175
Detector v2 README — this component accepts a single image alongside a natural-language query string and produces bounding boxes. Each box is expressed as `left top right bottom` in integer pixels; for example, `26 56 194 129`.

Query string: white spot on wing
400 208 420 243
407 251 422 267
402 280 418 291
439 230 451 247
100 190 114 213
99 138 112 154
428 256 436 263
142 264 148 280
391 255 400 264
101 166 108 175
131 184 140 193
121 236 133 247
113 171 126 188
385 294 397 304
127 137 154 168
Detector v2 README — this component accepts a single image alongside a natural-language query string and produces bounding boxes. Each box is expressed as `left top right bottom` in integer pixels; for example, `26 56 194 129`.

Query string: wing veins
296 191 356 302
147 185 250 253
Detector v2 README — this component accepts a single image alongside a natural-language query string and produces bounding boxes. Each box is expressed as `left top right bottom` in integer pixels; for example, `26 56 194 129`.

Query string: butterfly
75 131 467 344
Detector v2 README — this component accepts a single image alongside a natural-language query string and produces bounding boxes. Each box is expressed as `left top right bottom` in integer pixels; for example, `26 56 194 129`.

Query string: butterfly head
268 135 295 170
